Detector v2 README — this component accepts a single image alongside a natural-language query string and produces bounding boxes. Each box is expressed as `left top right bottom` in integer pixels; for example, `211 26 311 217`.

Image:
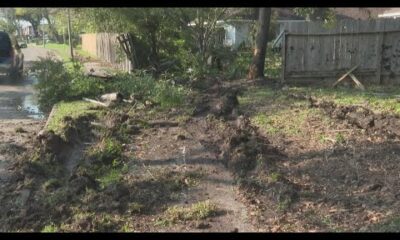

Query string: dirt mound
309 97 400 138
192 88 240 118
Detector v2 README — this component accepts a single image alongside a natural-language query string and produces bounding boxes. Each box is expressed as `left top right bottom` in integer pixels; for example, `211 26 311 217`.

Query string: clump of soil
309 97 400 138
218 116 270 174
192 87 241 119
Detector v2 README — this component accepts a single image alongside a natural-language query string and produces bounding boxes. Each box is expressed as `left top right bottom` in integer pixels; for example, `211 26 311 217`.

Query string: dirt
3 73 400 232
0 47 56 204
130 119 256 232
309 97 400 139
235 90 400 232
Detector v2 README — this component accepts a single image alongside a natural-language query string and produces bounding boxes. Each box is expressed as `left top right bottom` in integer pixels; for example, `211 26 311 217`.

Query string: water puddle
22 93 44 119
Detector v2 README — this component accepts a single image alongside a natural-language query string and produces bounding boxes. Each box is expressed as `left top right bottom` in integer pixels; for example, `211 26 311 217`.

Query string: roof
378 8 400 18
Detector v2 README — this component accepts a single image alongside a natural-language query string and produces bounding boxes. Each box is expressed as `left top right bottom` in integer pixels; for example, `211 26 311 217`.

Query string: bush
31 56 73 112
153 79 186 108
33 57 187 113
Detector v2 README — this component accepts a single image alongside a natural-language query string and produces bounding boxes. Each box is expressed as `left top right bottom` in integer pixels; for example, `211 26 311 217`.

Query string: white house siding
234 23 252 48
224 25 235 47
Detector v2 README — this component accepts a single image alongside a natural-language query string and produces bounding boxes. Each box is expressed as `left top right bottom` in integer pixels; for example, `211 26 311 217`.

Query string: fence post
281 31 286 84
376 20 385 85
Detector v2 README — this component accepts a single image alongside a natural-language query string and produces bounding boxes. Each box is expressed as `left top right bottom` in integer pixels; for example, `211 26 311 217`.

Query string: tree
0 8 19 35
293 8 336 24
248 8 271 80
14 8 51 37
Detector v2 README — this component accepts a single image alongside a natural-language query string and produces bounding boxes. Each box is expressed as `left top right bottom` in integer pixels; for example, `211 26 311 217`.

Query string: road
0 46 56 184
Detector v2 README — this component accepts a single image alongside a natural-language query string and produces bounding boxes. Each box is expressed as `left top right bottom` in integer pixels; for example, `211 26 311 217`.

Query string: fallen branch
83 98 109 107
90 121 106 128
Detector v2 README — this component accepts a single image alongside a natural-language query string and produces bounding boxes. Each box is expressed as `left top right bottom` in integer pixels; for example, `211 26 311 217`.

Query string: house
188 19 255 50
21 25 35 38
216 19 254 49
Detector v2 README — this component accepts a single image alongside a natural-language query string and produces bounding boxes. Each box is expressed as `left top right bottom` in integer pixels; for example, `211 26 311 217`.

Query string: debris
100 92 124 104
175 134 186 141
196 222 211 229
83 98 109 107
212 90 239 117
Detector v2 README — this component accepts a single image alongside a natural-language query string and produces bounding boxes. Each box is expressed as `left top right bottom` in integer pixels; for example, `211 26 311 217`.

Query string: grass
288 86 400 114
97 168 123 189
39 43 96 62
41 223 58 232
45 101 100 135
371 217 400 232
239 84 400 141
251 108 320 137
155 200 218 226
240 85 400 115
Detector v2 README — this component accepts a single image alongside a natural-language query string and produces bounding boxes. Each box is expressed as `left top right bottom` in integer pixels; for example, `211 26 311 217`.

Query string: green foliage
0 8 18 34
32 57 187 113
90 137 123 165
153 79 187 108
31 56 73 112
293 8 336 25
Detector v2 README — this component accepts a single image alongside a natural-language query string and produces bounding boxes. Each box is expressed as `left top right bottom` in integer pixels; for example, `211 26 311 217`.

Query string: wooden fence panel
81 33 132 72
281 18 400 84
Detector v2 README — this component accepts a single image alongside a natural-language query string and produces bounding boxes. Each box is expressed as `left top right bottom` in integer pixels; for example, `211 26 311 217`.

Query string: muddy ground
1 75 400 232
0 47 55 205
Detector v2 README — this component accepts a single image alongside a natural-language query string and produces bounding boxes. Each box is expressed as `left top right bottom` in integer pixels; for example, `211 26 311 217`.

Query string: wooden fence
80 33 132 72
280 18 400 85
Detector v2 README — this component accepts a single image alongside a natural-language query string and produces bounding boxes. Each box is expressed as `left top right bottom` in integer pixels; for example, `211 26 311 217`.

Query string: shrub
31 56 73 112
153 79 186 108
33 57 187 113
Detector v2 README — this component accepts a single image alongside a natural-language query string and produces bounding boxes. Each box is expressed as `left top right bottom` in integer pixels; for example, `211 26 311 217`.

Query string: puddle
22 93 44 119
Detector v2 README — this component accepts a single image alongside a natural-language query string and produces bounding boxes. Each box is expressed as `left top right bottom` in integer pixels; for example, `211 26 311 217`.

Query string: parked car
0 31 24 80
18 40 28 48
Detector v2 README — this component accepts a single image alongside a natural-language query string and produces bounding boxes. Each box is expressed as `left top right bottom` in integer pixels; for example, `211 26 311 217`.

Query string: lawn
45 101 101 136
38 43 96 63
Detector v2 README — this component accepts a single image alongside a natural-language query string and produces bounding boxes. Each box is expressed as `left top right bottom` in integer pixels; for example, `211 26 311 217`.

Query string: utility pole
67 8 74 60
42 14 45 47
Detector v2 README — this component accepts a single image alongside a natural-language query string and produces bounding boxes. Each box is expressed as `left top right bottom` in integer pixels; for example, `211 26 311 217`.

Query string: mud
309 97 400 138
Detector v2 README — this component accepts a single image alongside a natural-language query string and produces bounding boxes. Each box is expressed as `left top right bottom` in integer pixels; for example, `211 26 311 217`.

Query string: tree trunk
248 8 271 80
30 22 39 37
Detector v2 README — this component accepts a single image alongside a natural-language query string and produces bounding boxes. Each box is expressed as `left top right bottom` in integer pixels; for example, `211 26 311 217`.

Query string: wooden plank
376 19 385 84
281 31 286 83
332 64 360 87
348 73 365 90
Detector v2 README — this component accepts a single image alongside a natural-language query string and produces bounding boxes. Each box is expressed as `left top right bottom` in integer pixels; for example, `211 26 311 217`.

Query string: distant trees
0 8 18 35
15 8 44 37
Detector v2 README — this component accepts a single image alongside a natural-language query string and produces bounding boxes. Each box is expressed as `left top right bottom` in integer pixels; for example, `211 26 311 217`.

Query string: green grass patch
41 223 58 232
39 43 96 62
45 101 99 134
155 200 218 226
251 108 319 137
288 86 400 114
238 87 276 108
